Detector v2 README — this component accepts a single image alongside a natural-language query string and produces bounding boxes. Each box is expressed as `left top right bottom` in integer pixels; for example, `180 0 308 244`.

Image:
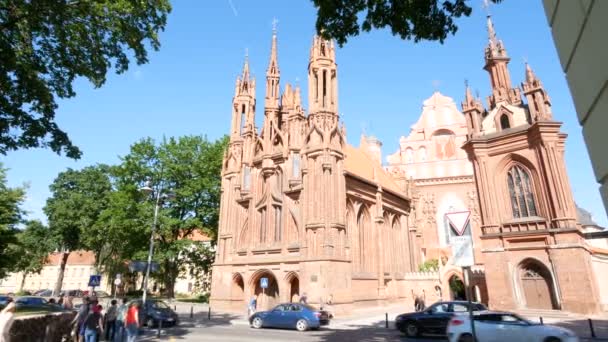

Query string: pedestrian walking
247 296 257 318
0 299 16 342
72 296 90 342
104 300 118 341
83 304 104 342
58 293 65 306
124 302 140 342
114 298 128 342
299 293 308 304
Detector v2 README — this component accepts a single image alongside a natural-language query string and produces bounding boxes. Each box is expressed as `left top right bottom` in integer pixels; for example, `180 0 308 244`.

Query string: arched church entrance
251 270 280 311
519 259 557 310
449 275 466 300
286 272 300 303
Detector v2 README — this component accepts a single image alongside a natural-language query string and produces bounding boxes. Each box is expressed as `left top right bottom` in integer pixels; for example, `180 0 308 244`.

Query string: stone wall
401 271 442 308
8 311 76 342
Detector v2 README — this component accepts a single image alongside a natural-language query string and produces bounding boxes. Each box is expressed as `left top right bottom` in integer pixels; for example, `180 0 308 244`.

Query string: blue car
250 303 330 331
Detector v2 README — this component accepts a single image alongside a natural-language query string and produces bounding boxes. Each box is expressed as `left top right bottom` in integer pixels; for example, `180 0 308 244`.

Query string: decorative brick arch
249 269 280 310
284 271 300 303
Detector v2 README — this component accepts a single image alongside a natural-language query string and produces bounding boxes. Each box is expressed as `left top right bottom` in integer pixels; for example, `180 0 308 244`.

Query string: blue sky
3 0 607 227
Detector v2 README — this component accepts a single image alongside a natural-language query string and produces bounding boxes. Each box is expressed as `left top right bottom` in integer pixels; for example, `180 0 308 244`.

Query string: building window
292 153 301 178
507 165 538 218
405 148 413 163
500 114 510 129
419 147 427 161
242 166 251 191
259 207 267 243
274 206 282 242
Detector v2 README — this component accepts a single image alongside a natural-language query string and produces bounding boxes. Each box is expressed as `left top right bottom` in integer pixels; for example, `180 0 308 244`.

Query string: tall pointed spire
525 62 537 83
242 48 250 81
482 14 520 108
462 80 484 137
265 21 280 109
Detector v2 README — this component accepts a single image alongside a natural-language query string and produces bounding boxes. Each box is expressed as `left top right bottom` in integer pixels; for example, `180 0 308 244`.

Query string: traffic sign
260 277 269 289
88 275 101 288
451 236 474 267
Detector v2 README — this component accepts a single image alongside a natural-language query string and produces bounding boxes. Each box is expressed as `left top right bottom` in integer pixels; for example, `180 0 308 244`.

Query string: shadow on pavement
312 320 445 342
137 312 244 340
551 318 608 341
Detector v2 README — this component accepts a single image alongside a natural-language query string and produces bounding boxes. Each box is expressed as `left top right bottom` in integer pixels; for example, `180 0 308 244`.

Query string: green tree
311 0 503 46
13 220 53 292
0 0 171 158
114 135 227 297
0 163 26 279
44 165 113 295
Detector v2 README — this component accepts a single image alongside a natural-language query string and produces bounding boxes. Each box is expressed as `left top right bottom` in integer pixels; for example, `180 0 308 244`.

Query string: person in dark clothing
84 304 104 342
104 300 118 341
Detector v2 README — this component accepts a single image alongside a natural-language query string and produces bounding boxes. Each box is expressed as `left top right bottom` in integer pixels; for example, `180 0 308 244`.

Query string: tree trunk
53 252 70 296
164 261 176 299
19 272 28 292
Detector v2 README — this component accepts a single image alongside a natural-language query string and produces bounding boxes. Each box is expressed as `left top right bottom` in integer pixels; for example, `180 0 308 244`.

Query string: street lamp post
139 180 171 305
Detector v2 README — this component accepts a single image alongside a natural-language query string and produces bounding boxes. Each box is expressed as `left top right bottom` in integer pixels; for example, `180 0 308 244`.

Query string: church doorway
251 270 280 311
286 273 300 303
519 259 557 310
449 275 466 300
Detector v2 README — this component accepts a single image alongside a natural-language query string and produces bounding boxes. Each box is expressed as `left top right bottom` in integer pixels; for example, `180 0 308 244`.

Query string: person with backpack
84 304 104 342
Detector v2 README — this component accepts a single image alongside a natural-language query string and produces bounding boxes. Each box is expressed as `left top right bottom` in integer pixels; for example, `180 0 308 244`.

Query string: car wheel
404 321 419 337
251 317 263 329
146 317 155 328
458 333 474 342
296 319 308 332
544 338 561 342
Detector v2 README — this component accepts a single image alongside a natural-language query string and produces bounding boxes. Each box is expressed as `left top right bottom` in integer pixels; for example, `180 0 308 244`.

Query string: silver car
447 311 578 342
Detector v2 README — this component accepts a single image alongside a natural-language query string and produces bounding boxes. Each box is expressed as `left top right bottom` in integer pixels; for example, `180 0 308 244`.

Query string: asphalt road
137 321 445 342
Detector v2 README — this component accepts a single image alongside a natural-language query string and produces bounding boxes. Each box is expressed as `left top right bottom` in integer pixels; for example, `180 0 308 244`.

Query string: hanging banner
445 211 471 236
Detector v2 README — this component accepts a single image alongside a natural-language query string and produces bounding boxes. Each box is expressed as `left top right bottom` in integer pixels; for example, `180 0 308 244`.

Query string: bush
418 259 439 272
176 293 209 303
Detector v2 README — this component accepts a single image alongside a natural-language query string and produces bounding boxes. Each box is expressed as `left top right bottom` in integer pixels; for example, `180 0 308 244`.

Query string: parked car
395 300 488 337
0 295 11 308
128 299 179 328
61 289 85 298
447 311 578 342
15 296 63 312
249 303 331 332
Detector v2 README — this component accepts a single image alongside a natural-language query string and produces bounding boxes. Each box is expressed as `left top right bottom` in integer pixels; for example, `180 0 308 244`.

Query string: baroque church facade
211 17 608 314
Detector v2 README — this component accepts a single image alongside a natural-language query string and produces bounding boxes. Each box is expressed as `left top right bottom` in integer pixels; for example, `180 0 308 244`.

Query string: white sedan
446 311 578 342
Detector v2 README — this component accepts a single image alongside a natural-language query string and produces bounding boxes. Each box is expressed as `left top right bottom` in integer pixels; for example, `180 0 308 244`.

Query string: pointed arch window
507 165 538 218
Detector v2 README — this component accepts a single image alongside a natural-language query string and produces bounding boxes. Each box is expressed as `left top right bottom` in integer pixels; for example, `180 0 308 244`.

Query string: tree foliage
44 164 113 293
0 0 171 158
13 220 54 291
113 135 227 297
312 0 504 46
0 163 26 279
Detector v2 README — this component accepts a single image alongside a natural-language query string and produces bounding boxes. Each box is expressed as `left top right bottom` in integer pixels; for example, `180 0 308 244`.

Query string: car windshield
17 297 47 305
151 301 170 309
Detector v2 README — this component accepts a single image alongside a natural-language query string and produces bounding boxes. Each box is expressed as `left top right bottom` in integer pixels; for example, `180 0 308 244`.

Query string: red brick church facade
211 17 608 314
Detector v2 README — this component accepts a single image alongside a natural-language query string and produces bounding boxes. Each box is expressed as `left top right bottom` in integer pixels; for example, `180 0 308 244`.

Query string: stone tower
461 16 600 314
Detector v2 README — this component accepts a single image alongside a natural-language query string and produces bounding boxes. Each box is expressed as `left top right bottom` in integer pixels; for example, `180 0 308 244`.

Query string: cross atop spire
272 17 278 34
